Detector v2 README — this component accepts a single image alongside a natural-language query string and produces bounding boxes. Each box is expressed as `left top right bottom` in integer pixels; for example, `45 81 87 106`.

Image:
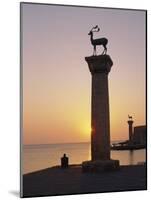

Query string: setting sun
81 122 91 136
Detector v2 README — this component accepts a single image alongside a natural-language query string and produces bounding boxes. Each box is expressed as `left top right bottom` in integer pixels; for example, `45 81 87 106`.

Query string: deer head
88 25 100 35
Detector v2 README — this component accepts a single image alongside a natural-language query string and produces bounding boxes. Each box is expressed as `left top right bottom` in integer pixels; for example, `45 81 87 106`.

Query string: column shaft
91 73 110 160
128 120 133 142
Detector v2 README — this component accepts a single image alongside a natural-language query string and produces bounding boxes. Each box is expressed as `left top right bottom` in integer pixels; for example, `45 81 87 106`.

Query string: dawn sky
22 3 146 144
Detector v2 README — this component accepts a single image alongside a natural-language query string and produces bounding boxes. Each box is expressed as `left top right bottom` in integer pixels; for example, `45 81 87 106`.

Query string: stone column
85 55 113 161
82 54 119 172
127 120 134 142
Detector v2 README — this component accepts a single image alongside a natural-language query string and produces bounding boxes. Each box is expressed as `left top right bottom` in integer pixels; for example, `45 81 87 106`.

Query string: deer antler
90 25 98 31
92 27 100 32
128 115 133 119
94 25 98 29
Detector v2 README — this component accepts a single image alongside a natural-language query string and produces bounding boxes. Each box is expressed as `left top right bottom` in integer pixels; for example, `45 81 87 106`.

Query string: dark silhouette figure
128 115 133 120
88 25 108 56
61 154 69 168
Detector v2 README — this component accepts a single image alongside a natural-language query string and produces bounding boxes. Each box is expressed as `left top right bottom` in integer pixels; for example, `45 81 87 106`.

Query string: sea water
23 142 146 174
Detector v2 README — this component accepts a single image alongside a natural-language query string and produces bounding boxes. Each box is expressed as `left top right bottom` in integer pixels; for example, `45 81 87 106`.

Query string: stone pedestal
82 55 120 172
82 160 120 173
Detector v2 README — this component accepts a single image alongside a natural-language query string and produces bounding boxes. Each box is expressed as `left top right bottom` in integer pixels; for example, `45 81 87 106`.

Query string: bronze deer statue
88 25 108 56
128 115 133 120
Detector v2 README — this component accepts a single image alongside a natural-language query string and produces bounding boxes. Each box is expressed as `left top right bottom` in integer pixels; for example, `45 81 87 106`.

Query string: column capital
85 54 113 74
127 120 134 124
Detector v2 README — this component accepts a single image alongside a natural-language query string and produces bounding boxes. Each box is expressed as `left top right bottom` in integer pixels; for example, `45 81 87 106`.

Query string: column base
82 159 120 173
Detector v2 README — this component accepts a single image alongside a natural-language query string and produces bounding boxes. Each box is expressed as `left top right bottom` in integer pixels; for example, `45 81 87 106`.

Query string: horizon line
23 139 124 146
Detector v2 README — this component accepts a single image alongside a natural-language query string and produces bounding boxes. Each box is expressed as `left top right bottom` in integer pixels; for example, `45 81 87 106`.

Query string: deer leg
93 46 95 56
94 46 96 56
103 45 107 54
101 48 105 55
105 47 107 54
101 45 104 55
